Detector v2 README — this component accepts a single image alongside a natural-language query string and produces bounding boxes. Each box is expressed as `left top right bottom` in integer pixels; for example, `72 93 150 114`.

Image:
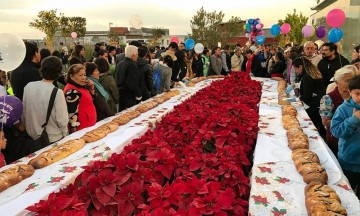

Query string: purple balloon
316 25 327 38
0 96 23 127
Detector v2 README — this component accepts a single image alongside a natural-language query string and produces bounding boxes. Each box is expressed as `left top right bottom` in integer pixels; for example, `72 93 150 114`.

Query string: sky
0 0 317 39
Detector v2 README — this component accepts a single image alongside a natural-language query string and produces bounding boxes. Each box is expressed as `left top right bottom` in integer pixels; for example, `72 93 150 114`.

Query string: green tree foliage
108 30 121 43
190 7 241 48
29 9 59 51
30 10 86 50
277 9 309 46
60 16 87 42
150 27 166 46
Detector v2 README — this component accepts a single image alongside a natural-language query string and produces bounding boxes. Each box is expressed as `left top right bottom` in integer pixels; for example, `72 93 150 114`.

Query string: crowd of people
0 38 359 198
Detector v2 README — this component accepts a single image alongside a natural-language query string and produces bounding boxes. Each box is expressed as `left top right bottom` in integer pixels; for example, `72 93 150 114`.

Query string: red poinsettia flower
114 181 144 216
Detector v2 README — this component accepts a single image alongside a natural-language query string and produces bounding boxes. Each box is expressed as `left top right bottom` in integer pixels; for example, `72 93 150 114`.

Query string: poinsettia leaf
118 201 134 216
118 171 132 186
95 188 112 206
91 196 103 211
215 210 228 216
189 160 204 171
218 188 235 209
155 164 174 179
102 183 116 198
215 137 227 147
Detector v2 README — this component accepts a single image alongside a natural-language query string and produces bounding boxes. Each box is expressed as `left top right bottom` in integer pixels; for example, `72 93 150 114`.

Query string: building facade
310 0 360 58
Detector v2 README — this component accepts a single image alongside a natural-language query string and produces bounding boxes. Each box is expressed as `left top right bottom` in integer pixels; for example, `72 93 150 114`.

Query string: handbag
25 87 58 153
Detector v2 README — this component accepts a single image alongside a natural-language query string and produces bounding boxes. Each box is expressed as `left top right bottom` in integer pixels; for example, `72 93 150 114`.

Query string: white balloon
129 14 143 29
0 33 26 71
194 43 204 54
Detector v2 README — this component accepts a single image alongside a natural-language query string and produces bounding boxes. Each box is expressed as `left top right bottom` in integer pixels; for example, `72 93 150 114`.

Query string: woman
23 56 68 143
209 47 222 75
231 47 244 72
171 50 186 83
64 64 97 133
152 55 173 94
241 49 263 77
94 57 119 114
69 45 87 65
269 52 286 78
293 56 326 137
191 51 203 77
320 65 360 156
202 49 211 77
351 45 359 69
85 62 113 121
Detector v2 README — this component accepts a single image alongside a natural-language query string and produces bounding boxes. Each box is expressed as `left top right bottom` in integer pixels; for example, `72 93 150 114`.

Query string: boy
331 75 360 198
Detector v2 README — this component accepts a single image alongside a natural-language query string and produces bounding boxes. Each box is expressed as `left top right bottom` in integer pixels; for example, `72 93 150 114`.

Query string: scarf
86 76 109 102
246 55 253 74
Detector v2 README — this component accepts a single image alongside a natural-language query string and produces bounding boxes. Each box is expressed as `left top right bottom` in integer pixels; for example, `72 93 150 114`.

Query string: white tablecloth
249 79 360 216
0 79 219 216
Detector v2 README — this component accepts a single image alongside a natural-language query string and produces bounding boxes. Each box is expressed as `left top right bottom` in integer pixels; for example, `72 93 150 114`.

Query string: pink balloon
71 32 77 39
326 9 346 28
256 24 262 30
280 23 291 34
170 36 179 44
302 25 314 38
258 30 264 35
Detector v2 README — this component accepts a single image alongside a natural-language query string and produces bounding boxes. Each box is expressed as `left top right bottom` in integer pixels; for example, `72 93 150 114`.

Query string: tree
149 27 166 46
190 7 241 48
276 9 309 46
108 30 121 44
29 9 59 51
60 16 86 40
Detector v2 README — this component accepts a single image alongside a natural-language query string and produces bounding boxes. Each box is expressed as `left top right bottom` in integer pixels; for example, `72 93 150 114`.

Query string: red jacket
64 83 97 131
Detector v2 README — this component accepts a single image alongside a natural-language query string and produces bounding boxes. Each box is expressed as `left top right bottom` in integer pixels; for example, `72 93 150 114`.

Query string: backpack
152 64 161 91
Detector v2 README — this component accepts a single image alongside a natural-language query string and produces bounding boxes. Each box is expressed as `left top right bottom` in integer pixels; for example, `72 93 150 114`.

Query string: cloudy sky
0 0 317 39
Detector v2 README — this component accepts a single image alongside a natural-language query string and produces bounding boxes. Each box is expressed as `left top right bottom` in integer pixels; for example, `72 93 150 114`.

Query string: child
0 130 7 167
331 74 360 198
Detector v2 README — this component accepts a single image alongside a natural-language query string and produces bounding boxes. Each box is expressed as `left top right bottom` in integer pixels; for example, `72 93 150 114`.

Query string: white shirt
22 81 69 143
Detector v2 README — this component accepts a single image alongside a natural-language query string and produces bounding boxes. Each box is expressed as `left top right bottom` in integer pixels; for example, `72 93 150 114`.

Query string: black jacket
93 87 113 121
270 60 286 75
137 58 153 100
299 72 325 109
10 60 41 101
241 55 264 77
115 58 142 97
317 54 350 87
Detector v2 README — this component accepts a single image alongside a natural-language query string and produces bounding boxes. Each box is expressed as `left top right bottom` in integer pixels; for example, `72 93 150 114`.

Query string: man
10 41 41 101
154 46 161 59
303 41 322 67
107 46 117 65
137 45 154 100
221 45 232 75
115 40 141 65
318 42 350 87
115 45 142 111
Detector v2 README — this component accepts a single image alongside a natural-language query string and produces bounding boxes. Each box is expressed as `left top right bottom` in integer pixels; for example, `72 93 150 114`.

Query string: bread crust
28 139 86 169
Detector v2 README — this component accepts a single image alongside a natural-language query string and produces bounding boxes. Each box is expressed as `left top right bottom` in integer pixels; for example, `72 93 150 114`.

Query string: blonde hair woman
293 56 326 137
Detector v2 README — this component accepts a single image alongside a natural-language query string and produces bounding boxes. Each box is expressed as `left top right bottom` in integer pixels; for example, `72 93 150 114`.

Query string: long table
249 78 360 216
0 79 218 216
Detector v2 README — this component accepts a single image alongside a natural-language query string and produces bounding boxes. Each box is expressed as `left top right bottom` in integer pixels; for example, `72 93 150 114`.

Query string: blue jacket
330 100 360 173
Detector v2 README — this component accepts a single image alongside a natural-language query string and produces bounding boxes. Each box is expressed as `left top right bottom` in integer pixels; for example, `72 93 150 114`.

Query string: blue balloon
328 28 344 43
270 24 281 36
248 19 254 24
255 35 265 45
245 23 251 32
185 38 195 50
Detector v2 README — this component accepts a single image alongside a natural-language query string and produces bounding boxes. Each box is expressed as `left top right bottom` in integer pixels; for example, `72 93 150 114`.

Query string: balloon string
336 30 343 68
0 71 7 155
